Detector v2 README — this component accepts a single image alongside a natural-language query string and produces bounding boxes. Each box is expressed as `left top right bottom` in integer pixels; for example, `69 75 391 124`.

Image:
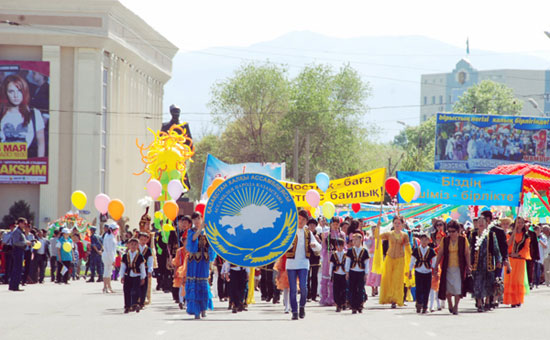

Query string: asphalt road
2 279 549 340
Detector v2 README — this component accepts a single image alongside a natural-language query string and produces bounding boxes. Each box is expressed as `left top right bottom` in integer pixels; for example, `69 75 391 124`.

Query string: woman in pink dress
365 230 381 296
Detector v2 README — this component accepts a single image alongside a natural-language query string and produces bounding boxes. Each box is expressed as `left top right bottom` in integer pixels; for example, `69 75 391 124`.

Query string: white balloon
410 181 421 200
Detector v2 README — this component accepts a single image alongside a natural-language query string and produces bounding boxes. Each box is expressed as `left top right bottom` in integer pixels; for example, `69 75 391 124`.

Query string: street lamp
527 97 545 116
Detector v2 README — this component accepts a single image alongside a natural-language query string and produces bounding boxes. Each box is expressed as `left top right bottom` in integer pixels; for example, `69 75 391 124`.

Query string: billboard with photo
434 112 550 171
0 60 50 184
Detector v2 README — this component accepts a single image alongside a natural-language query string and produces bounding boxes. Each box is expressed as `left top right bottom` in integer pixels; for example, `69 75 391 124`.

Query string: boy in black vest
409 234 436 314
121 238 146 313
345 232 369 314
138 232 154 310
330 238 347 312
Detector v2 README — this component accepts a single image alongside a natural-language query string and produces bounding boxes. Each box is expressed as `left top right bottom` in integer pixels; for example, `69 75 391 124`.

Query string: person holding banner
0 74 46 157
374 216 412 308
503 217 531 308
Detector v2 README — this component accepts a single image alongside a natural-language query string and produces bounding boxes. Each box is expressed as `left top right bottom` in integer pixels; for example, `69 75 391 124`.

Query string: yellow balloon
154 211 164 219
399 182 416 203
322 201 336 219
162 223 175 232
71 190 87 210
33 241 42 250
62 242 72 252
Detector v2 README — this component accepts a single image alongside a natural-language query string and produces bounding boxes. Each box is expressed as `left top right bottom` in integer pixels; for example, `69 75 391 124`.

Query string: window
423 96 427 105
432 96 436 104
439 95 443 104
448 95 452 105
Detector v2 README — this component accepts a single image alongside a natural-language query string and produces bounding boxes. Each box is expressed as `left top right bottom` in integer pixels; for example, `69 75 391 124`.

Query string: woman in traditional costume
319 217 346 306
503 217 530 308
374 216 412 308
185 212 216 319
470 218 501 312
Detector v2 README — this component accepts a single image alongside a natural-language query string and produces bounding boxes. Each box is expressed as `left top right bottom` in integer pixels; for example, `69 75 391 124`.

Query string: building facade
420 58 550 122
0 0 177 227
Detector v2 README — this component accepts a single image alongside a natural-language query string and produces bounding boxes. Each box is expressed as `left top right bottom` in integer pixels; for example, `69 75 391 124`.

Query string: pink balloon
305 189 321 208
167 179 184 200
94 194 110 214
146 180 162 200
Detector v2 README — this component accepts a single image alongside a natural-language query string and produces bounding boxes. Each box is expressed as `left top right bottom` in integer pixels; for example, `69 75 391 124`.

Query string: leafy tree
453 80 523 115
1 200 35 228
392 117 436 172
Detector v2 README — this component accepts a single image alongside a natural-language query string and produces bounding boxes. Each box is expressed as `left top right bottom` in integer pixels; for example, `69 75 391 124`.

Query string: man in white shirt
285 210 321 320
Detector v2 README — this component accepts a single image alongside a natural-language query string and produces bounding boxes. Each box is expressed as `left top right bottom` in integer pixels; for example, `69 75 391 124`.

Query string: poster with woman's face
0 60 50 184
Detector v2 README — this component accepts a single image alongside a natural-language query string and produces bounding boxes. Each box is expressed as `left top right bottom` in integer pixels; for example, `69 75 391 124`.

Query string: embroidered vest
285 228 311 259
330 252 346 274
122 251 144 276
139 246 152 270
412 247 436 270
346 247 369 270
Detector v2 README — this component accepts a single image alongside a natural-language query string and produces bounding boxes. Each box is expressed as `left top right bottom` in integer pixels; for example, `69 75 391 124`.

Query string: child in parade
274 254 290 313
345 233 370 314
138 232 154 310
329 238 347 312
172 237 188 310
409 234 436 314
222 261 249 313
120 238 146 313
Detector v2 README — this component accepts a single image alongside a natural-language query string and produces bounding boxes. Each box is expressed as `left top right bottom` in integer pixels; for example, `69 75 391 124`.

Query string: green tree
392 117 436 172
1 200 35 228
453 80 523 115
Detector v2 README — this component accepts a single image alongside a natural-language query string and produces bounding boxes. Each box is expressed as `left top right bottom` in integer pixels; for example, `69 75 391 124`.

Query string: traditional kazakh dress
378 230 412 306
319 229 346 306
471 231 501 299
503 231 531 305
185 228 216 316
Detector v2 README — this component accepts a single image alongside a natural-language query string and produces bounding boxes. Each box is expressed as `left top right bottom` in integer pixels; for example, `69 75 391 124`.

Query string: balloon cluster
71 190 126 222
304 172 337 219
384 177 421 203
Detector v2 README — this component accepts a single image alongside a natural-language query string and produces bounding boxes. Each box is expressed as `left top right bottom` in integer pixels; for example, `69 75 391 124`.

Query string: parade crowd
1 208 549 320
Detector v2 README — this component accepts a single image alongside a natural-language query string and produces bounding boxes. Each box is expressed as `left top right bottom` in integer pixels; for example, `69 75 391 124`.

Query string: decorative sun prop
134 123 195 191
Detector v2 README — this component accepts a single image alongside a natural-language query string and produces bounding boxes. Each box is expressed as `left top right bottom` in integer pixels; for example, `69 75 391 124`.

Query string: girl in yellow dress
373 216 412 308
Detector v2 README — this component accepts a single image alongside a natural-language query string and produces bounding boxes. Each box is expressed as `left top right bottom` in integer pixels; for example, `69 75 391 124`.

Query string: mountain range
163 31 550 143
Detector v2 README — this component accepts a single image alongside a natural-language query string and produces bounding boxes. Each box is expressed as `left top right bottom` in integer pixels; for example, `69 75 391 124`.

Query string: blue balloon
315 172 330 192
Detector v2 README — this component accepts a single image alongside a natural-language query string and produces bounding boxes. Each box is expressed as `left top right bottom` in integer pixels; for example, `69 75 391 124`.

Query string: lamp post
527 97 545 116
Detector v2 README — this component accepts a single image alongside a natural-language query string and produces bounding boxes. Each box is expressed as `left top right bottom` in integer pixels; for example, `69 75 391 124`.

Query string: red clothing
76 241 86 260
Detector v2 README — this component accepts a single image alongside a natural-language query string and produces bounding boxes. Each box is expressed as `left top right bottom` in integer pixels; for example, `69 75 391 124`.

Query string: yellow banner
280 168 386 207
0 143 27 160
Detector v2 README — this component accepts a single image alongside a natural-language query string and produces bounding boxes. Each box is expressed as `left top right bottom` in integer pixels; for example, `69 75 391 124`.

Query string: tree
392 117 436 172
187 134 222 201
453 80 523 115
1 200 35 228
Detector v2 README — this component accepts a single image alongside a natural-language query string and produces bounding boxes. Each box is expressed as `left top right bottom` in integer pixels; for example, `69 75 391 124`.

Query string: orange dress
172 246 188 297
503 232 530 305
274 256 289 290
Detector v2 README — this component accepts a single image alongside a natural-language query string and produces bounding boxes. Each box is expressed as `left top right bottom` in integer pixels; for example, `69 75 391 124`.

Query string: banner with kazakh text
280 168 386 207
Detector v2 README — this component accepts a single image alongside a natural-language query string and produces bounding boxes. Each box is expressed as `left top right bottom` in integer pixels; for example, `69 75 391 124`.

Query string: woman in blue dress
185 212 216 319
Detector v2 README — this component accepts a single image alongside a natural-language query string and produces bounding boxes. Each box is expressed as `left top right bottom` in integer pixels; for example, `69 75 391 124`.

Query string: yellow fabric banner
280 168 386 207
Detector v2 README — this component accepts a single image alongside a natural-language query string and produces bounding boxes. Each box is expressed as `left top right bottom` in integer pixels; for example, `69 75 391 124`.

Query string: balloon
410 181 421 200
163 200 179 221
385 177 400 197
71 190 87 210
62 242 72 252
305 189 321 208
154 211 163 220
108 199 125 220
399 182 416 203
351 203 361 213
163 223 175 232
33 241 41 250
322 201 336 219
94 194 110 214
146 180 162 200
315 172 330 192
195 203 206 216
167 179 184 200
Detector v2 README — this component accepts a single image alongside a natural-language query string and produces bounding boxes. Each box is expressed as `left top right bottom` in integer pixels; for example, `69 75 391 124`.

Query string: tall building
0 0 177 227
420 58 550 122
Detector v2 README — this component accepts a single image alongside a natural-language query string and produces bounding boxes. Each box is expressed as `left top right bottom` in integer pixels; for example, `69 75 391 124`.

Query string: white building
420 58 550 122
0 0 177 227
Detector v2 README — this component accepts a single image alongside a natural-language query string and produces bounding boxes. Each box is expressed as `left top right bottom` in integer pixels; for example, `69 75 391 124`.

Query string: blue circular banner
204 173 297 267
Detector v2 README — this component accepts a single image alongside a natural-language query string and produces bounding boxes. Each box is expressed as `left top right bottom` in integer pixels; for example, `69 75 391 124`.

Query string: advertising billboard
435 113 550 171
0 60 49 184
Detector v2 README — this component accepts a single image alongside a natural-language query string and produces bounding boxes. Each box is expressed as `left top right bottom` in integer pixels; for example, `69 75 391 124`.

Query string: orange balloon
163 200 179 221
108 199 125 220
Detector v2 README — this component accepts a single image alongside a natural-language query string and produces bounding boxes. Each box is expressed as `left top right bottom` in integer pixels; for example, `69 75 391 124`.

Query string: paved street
3 280 549 340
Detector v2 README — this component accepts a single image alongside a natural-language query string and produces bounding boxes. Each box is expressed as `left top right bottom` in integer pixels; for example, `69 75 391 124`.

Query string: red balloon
351 203 361 213
195 203 206 216
385 177 400 197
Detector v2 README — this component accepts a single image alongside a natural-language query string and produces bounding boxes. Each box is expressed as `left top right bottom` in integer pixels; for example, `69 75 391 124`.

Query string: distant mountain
163 31 550 143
